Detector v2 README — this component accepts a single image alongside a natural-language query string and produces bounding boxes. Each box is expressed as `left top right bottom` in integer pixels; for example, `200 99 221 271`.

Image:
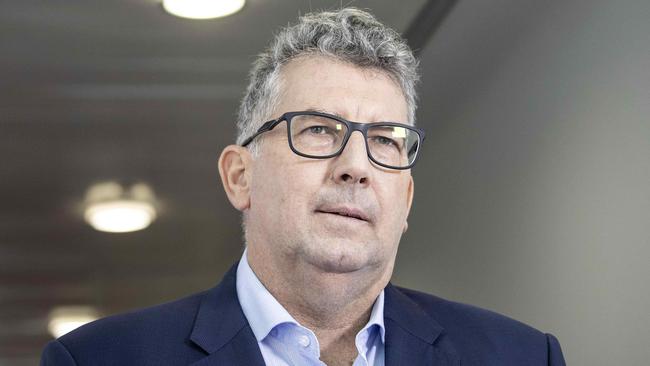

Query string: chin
301 240 376 274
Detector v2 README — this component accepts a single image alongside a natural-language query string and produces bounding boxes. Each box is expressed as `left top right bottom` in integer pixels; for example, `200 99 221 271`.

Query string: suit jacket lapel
384 283 460 366
187 265 460 366
189 263 265 366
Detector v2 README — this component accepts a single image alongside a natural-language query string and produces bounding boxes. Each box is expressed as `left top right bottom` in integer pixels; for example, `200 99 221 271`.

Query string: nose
331 131 371 186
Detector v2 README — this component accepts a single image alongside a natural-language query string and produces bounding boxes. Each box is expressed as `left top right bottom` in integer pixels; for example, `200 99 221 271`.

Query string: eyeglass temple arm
240 119 279 147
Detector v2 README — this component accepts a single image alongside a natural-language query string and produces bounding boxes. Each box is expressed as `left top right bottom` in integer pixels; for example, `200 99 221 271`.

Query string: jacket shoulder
396 286 540 332
393 286 562 365
43 291 208 365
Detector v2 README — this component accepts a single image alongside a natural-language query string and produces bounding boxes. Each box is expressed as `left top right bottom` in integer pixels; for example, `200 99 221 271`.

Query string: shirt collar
364 287 386 343
236 248 297 341
235 248 385 343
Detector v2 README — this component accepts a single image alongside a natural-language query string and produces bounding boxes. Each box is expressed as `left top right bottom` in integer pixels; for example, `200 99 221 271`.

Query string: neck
246 245 391 342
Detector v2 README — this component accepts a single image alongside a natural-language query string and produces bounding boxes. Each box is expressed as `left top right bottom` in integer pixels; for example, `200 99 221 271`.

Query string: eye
372 135 398 148
305 125 331 135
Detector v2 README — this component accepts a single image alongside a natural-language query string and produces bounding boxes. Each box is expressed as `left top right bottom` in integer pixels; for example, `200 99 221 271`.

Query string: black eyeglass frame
240 111 426 170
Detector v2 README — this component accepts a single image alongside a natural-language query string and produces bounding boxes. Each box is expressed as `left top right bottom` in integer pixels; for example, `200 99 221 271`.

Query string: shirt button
297 335 310 347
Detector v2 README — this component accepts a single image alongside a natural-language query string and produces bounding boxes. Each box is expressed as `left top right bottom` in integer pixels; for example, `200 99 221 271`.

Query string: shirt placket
279 325 321 366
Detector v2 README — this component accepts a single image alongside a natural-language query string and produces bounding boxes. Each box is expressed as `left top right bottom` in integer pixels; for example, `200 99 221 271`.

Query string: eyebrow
300 107 409 125
302 107 346 120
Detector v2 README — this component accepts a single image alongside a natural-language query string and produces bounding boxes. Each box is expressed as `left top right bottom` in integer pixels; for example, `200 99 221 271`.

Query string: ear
218 145 252 212
403 175 414 234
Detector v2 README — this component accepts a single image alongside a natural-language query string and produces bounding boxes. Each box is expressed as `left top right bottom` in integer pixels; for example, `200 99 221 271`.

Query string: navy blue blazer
41 264 565 365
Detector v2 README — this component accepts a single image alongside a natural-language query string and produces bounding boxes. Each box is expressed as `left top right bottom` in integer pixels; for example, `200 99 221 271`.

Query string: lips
315 205 371 223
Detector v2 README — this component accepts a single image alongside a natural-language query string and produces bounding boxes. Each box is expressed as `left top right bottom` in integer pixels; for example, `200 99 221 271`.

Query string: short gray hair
235 7 420 151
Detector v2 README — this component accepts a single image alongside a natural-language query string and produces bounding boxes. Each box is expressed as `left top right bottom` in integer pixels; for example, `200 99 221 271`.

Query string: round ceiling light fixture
162 0 245 20
84 182 158 233
48 306 100 338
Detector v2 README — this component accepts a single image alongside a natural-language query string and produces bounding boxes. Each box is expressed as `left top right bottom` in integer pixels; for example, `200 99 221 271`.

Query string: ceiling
0 0 432 363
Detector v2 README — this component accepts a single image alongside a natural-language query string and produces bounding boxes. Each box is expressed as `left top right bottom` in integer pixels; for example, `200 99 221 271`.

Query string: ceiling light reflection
48 306 100 338
85 200 156 233
162 0 245 20
83 182 158 233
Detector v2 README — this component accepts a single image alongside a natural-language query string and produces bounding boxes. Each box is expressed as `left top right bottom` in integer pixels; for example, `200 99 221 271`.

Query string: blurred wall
394 0 650 365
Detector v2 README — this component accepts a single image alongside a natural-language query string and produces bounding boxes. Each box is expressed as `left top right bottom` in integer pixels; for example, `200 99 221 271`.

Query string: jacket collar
189 263 265 366
384 283 461 365
384 283 444 343
188 263 459 365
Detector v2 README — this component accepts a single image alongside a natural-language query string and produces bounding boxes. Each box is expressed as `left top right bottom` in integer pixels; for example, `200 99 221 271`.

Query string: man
41 8 565 366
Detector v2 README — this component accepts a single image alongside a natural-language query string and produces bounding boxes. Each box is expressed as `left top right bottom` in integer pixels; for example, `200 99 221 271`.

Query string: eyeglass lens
289 114 420 168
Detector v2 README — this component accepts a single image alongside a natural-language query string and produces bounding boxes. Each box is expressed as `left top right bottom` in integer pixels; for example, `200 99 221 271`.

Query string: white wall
395 1 650 365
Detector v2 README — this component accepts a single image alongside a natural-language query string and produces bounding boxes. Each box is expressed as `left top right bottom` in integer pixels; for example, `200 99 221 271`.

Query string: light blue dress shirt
236 249 385 366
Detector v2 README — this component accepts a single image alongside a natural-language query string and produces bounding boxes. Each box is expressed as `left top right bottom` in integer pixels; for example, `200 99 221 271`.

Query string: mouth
315 206 371 223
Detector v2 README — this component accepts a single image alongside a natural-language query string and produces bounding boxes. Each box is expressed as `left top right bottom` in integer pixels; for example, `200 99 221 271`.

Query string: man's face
246 56 414 275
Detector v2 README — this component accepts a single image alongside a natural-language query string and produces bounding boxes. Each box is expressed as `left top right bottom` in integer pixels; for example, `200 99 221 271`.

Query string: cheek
250 161 283 217
378 178 411 225
279 167 319 212
251 157 318 221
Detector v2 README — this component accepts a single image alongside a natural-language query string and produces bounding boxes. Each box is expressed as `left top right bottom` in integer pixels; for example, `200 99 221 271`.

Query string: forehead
274 56 409 124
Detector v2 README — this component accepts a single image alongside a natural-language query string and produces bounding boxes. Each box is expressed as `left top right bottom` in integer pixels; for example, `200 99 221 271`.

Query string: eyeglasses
240 111 425 170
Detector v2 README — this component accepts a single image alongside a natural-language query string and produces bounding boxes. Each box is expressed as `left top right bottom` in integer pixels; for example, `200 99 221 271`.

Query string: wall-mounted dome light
48 306 100 338
84 182 158 233
162 0 245 20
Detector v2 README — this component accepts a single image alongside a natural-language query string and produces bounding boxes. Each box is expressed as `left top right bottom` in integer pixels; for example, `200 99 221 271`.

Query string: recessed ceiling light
85 200 156 233
84 182 158 233
48 306 100 338
162 0 245 20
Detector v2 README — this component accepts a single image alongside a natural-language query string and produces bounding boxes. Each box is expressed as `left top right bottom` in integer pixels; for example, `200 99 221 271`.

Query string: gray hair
235 7 420 152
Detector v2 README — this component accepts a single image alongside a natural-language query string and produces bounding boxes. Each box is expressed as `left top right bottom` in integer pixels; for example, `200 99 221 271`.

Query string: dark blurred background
1 0 649 365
